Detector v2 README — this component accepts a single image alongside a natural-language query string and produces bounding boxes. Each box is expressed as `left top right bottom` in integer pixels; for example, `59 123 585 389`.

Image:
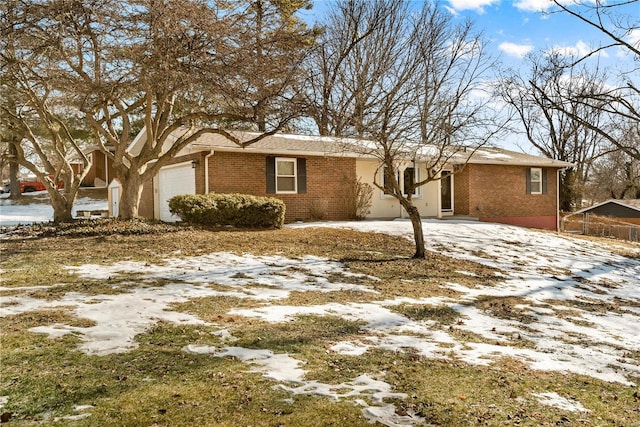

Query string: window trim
380 165 423 199
275 157 297 194
402 166 422 198
380 165 399 198
529 167 542 195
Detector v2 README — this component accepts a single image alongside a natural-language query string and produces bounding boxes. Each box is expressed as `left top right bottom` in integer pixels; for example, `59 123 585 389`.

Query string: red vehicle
1 177 63 193
18 180 47 193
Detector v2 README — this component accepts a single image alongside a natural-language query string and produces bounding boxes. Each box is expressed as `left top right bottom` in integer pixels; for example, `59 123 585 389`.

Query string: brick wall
456 164 560 230
453 166 470 215
208 151 357 222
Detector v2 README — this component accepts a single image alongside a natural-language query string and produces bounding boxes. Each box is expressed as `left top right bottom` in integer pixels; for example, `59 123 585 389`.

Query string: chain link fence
561 213 640 242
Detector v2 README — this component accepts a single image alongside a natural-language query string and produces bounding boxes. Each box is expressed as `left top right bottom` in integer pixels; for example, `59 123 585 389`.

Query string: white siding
356 159 439 219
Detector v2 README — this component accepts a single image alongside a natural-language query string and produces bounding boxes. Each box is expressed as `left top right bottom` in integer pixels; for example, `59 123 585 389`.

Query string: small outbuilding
572 199 640 226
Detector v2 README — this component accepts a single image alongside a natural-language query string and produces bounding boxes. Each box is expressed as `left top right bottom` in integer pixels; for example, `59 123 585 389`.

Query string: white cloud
514 0 600 13
446 0 499 14
444 5 459 16
499 41 535 58
550 40 608 58
513 0 555 12
513 0 585 12
626 28 640 49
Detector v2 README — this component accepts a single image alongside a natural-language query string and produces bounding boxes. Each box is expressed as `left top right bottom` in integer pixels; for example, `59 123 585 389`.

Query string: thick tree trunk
50 191 75 223
49 172 87 223
46 176 76 223
118 174 144 220
400 199 426 259
8 142 21 199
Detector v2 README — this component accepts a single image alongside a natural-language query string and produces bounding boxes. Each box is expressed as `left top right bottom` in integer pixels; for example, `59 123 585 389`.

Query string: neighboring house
72 148 115 187
571 199 640 226
122 129 572 230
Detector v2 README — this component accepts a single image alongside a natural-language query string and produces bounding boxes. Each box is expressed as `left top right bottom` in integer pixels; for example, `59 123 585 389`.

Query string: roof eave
190 143 364 158
462 159 575 168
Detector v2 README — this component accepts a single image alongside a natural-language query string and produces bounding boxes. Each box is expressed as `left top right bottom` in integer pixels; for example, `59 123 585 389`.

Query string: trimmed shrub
168 193 286 229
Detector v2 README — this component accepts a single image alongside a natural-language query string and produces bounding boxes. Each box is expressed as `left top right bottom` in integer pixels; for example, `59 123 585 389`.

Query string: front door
440 171 453 213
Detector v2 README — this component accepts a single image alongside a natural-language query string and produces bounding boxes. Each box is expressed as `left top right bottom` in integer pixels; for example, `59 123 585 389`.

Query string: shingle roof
189 131 360 157
175 128 574 168
459 147 574 167
574 199 640 214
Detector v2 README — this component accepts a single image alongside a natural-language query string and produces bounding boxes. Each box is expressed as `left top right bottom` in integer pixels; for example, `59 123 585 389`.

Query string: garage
158 162 196 222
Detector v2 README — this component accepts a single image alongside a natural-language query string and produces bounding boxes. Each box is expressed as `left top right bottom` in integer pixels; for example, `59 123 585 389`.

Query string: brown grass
1 226 639 426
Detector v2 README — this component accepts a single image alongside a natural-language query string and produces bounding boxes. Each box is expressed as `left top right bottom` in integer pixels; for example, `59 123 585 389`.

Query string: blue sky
301 0 639 151
303 0 639 72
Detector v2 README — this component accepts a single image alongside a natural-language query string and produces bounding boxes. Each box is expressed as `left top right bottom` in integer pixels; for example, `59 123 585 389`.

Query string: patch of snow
67 252 376 297
184 344 423 426
1 253 370 355
533 392 590 412
475 150 513 160
231 302 409 330
19 286 208 355
184 345 307 383
55 413 91 421
280 374 422 427
0 193 107 226
186 345 306 382
330 341 371 356
52 404 95 422
212 328 236 342
0 396 8 409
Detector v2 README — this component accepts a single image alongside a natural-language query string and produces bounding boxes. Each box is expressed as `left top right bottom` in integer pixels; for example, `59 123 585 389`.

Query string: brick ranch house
107 129 573 230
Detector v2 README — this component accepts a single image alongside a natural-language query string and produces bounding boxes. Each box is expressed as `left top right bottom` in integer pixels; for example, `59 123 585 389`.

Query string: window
382 166 396 195
266 157 306 194
381 165 421 198
403 167 420 197
275 158 297 193
529 167 542 194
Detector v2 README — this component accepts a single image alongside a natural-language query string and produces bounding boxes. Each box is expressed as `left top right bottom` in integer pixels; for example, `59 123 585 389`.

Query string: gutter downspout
436 172 442 219
204 150 214 194
104 154 109 187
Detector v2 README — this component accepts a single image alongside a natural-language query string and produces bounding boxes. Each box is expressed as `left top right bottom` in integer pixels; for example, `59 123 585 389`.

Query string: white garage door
158 163 196 222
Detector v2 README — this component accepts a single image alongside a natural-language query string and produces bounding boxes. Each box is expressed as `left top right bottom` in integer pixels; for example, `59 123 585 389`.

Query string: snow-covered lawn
0 190 107 226
1 215 639 425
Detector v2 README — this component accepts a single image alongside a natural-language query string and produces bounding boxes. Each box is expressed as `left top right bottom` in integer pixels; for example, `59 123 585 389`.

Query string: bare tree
537 0 640 160
1 0 92 222
587 121 640 201
313 0 505 258
498 52 609 210
11 0 314 220
305 0 404 137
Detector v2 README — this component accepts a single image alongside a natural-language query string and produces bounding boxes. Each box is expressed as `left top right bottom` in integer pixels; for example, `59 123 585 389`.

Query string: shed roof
574 199 640 215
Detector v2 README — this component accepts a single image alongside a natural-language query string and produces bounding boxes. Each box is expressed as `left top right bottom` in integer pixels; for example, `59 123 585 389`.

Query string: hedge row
168 193 285 229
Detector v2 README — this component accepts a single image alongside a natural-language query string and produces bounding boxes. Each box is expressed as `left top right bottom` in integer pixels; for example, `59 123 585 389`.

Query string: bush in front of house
168 193 286 229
